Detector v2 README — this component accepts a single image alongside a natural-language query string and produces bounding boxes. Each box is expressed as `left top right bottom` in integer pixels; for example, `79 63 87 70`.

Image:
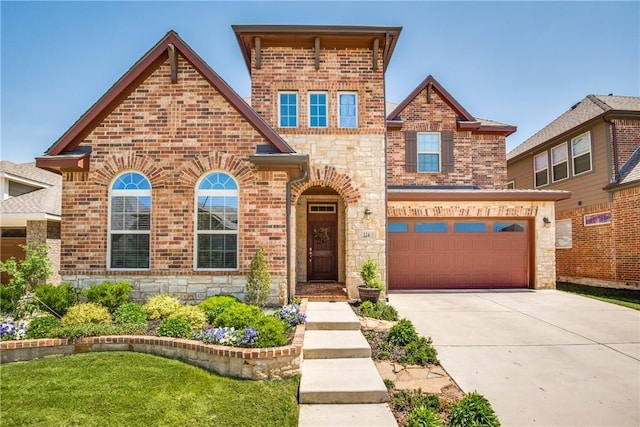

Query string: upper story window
417 132 441 173
278 92 297 128
309 92 327 128
109 172 151 270
572 132 592 175
551 143 568 182
338 93 357 128
195 172 238 270
534 152 548 187
507 180 515 189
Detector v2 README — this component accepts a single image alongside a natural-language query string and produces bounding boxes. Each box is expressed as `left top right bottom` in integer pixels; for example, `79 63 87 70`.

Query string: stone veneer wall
26 220 61 285
388 199 558 289
0 300 306 380
62 274 287 306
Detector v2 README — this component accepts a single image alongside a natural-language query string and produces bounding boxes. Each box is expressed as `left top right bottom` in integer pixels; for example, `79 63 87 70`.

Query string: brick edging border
0 299 307 380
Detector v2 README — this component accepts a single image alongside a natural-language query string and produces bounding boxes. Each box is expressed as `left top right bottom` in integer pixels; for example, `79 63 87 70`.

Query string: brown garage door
388 219 530 290
1 229 27 284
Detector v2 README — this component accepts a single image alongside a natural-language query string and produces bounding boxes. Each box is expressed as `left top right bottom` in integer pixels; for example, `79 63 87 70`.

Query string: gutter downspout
603 114 620 182
286 164 308 303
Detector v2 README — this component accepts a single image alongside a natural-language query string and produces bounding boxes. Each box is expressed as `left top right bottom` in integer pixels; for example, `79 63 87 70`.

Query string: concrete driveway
389 290 640 427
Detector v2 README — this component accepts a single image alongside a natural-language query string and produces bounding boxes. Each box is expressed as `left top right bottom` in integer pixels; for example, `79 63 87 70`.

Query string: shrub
114 303 146 325
0 320 27 341
0 242 52 291
156 318 193 339
144 295 182 320
245 246 271 307
392 389 440 413
53 323 116 339
82 281 131 313
402 336 438 365
0 284 22 316
61 303 111 326
194 326 259 347
25 315 61 339
407 405 442 427
34 284 78 317
213 304 262 329
359 300 398 321
198 295 240 323
360 258 378 286
274 304 306 331
447 392 500 427
115 323 147 335
387 318 419 346
169 305 207 329
252 316 287 348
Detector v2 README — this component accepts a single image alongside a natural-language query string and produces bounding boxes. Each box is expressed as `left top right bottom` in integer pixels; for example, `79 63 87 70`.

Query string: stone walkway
298 301 398 427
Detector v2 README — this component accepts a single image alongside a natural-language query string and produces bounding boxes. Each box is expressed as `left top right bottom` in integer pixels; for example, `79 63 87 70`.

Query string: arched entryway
294 185 347 299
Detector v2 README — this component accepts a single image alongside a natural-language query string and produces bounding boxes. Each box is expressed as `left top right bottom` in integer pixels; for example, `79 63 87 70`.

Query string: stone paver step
303 330 371 359
298 404 398 427
304 301 361 330
299 358 389 404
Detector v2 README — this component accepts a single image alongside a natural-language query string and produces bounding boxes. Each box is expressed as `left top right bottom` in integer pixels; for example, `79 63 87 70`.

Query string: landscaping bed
353 301 500 427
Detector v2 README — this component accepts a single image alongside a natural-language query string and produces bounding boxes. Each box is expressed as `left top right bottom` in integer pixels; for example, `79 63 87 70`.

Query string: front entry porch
295 281 348 301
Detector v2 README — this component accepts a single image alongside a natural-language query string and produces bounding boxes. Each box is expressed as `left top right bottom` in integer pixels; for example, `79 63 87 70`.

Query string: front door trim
307 202 338 281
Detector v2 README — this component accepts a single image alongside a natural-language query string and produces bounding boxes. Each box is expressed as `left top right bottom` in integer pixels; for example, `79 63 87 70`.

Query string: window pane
339 94 356 128
197 234 237 269
198 196 238 231
112 172 150 190
553 163 568 181
417 133 440 152
111 234 149 269
535 170 548 187
574 153 591 174
454 223 486 233
111 196 151 231
534 153 548 171
309 93 327 128
388 223 408 233
198 173 238 190
551 145 567 163
415 223 447 233
418 153 440 172
572 135 590 156
493 222 525 232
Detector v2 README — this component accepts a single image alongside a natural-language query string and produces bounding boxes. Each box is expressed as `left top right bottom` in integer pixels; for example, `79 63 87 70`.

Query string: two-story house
35 27 568 303
0 161 62 284
507 95 640 288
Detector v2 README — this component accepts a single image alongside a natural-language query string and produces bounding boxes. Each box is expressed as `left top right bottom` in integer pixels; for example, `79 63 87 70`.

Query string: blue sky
1 1 638 163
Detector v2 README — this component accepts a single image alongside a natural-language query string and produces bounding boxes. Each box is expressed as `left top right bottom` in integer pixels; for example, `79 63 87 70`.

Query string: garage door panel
389 219 529 290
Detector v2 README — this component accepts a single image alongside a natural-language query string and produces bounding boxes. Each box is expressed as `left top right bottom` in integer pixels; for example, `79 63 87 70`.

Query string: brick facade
26 220 61 285
612 119 640 170
556 186 639 289
387 88 508 189
59 55 290 305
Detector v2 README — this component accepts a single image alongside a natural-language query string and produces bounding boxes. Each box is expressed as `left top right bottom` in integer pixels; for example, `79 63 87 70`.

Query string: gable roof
0 161 62 221
0 161 60 187
386 75 516 135
605 146 640 190
507 95 640 161
37 30 294 172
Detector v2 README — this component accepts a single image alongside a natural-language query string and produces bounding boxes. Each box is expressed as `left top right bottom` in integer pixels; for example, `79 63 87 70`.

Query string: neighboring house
35 27 568 304
0 161 62 284
507 95 640 289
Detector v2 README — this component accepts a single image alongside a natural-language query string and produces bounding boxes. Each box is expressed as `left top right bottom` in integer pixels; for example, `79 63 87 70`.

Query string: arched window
195 172 238 270
109 172 151 269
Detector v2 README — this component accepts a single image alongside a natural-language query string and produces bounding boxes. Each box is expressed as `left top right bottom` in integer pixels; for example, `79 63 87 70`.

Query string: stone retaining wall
0 303 306 380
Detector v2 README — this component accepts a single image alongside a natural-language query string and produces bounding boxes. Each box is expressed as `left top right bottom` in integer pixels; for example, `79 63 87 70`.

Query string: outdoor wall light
543 216 551 228
364 208 372 218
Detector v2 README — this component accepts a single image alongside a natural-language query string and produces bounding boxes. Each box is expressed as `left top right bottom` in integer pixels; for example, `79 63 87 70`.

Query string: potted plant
358 259 384 303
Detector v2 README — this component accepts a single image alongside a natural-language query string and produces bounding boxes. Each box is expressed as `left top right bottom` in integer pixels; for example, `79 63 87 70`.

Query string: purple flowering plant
0 319 28 341
275 304 306 330
193 326 258 347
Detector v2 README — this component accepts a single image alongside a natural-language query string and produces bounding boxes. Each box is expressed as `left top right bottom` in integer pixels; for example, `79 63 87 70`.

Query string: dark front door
307 218 338 281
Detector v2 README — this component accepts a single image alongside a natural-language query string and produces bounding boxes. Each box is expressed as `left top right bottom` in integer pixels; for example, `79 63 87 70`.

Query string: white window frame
533 152 549 187
507 180 515 189
551 142 569 182
571 132 592 176
337 92 358 128
194 171 239 271
308 91 328 128
107 171 151 271
416 132 441 173
278 91 298 128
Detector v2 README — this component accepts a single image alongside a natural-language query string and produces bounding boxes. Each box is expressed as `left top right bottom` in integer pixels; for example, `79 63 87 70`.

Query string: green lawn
557 282 640 310
0 352 299 427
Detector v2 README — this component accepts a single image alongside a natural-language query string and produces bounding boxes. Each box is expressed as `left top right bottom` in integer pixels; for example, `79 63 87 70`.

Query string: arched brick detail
177 153 254 188
94 153 165 188
291 165 360 204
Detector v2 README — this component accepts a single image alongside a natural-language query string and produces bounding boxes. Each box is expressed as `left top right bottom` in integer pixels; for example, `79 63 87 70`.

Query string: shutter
441 130 454 173
405 131 417 173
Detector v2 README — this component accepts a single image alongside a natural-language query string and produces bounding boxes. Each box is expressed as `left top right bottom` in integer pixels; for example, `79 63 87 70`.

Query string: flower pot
358 286 381 303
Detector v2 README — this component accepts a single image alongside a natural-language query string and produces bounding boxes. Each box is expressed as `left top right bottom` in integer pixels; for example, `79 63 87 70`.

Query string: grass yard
0 352 299 427
557 282 640 310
